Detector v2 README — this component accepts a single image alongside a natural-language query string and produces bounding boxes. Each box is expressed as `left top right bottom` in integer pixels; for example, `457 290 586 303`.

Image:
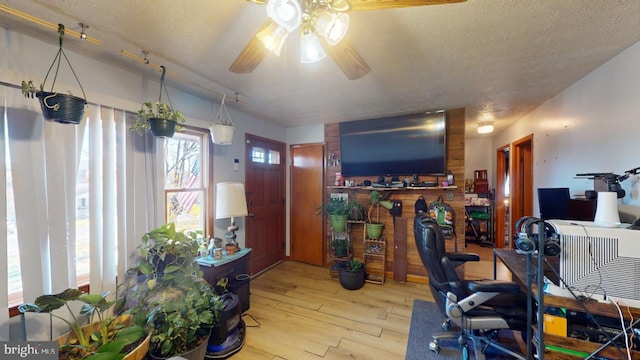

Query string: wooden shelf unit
363 236 386 284
328 228 352 279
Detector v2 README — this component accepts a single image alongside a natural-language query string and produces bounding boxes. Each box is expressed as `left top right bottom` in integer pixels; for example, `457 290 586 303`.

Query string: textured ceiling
2 0 640 138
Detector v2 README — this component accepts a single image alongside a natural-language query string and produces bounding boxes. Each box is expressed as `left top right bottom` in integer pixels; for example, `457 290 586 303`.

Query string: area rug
405 299 522 360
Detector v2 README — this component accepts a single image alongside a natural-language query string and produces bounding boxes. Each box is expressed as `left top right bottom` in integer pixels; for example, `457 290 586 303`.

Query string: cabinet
465 202 493 246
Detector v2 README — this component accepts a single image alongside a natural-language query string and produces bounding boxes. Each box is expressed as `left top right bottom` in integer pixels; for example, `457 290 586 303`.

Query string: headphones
514 216 561 256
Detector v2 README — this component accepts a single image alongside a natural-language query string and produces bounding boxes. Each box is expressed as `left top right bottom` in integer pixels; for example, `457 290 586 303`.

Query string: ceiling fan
229 0 466 80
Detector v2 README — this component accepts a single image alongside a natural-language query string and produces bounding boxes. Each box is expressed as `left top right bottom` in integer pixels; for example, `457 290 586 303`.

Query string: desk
494 249 640 359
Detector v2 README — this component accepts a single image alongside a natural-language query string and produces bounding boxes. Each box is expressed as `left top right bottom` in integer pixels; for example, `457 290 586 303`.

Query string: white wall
490 39 640 213
0 28 287 247
464 137 494 190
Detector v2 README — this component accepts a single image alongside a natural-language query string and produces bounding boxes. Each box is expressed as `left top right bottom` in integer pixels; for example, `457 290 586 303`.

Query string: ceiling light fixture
256 0 351 62
78 22 88 40
477 121 495 134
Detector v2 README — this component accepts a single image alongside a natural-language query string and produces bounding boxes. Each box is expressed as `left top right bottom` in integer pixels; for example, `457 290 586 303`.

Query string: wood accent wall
324 108 465 282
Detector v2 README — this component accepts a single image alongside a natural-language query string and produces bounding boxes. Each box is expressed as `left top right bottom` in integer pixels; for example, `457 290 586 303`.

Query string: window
164 130 209 233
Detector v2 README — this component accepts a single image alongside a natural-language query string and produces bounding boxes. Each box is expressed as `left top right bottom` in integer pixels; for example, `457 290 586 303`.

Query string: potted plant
19 288 150 360
349 200 367 222
125 223 224 360
320 196 351 232
366 190 393 240
130 66 185 138
330 236 350 257
338 258 366 290
21 24 87 125
209 94 235 145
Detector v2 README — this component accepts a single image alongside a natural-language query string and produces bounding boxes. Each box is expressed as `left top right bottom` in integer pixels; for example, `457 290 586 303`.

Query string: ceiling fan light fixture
300 31 327 63
257 21 289 56
314 9 349 46
266 0 303 32
477 121 494 134
329 0 351 12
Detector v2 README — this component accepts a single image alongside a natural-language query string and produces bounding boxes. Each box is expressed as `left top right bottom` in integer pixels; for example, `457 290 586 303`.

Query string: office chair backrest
414 215 467 303
538 187 570 220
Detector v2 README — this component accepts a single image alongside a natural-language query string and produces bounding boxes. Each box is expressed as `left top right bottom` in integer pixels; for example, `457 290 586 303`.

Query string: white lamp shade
594 191 620 227
266 0 302 32
257 21 289 56
215 182 248 219
314 10 349 46
300 32 327 63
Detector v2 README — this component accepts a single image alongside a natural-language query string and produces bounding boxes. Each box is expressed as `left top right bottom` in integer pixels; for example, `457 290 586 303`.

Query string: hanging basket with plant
130 66 185 138
209 94 235 145
21 24 87 125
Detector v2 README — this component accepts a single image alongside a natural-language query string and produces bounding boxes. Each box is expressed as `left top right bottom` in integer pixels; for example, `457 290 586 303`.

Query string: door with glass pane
245 134 286 275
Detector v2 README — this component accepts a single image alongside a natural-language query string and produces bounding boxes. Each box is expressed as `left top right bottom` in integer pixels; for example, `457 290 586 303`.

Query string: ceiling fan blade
348 0 466 11
322 39 371 80
229 21 272 74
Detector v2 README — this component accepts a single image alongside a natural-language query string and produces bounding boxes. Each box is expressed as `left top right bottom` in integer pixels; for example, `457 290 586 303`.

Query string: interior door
290 143 324 265
495 145 509 248
510 135 533 238
245 134 286 275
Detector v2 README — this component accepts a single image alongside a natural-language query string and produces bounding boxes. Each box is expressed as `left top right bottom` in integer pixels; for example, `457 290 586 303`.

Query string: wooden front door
245 134 286 275
290 143 325 266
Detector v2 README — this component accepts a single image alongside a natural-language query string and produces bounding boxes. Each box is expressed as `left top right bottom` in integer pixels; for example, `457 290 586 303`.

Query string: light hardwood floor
233 244 506 359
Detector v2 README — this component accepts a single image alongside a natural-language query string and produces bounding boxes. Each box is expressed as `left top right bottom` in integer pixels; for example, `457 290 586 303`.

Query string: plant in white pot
209 94 235 145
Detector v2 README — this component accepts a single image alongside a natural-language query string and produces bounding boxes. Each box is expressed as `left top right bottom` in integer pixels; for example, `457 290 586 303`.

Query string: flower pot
334 246 348 257
150 333 209 360
36 91 87 124
55 314 150 360
210 124 234 145
148 117 177 138
366 223 384 240
329 214 349 232
338 261 366 290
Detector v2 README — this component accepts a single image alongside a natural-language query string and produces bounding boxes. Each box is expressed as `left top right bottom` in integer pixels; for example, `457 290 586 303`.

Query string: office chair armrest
445 252 480 263
466 279 521 294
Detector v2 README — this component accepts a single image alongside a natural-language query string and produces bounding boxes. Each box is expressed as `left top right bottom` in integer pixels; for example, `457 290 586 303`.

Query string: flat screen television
339 110 446 177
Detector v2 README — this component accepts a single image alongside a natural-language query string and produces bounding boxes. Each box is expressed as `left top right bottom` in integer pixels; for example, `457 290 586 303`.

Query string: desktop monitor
538 187 570 221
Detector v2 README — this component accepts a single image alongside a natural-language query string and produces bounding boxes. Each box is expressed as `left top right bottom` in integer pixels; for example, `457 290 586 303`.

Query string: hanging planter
21 24 87 125
209 94 235 145
130 66 185 138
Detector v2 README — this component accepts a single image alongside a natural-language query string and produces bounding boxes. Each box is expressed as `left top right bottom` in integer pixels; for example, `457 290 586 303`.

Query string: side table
197 248 252 313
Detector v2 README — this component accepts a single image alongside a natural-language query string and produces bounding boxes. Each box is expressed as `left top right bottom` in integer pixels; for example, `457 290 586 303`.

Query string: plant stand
328 228 352 279
364 236 386 284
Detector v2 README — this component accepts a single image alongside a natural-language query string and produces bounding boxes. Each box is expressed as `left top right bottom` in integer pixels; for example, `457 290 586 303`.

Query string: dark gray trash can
227 274 250 313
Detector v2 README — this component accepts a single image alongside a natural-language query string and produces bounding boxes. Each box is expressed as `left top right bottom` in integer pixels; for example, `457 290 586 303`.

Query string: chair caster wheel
442 320 452 331
429 340 441 353
462 344 470 360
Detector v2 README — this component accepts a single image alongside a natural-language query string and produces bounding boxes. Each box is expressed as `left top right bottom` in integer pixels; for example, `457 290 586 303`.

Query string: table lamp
215 182 248 251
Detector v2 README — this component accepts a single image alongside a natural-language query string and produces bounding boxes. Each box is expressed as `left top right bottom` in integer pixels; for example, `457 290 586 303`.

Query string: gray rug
405 299 522 360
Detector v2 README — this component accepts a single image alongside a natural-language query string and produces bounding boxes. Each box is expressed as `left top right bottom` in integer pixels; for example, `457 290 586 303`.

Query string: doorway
290 143 325 265
509 135 534 240
245 134 286 275
495 145 509 248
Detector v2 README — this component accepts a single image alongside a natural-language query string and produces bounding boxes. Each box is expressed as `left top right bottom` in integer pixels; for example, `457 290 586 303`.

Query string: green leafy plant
126 223 224 358
330 237 350 250
20 289 147 360
367 190 393 223
320 196 351 216
129 101 185 134
347 258 365 271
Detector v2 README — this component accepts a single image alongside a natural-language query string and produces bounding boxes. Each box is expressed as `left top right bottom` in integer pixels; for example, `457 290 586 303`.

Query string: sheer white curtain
0 84 162 340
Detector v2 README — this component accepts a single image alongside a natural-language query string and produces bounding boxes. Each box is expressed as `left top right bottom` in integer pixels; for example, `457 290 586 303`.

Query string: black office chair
414 214 529 360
